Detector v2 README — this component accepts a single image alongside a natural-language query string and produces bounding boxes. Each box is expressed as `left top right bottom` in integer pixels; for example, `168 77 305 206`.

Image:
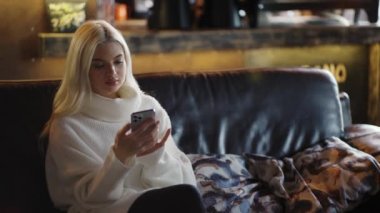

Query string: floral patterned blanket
188 137 380 213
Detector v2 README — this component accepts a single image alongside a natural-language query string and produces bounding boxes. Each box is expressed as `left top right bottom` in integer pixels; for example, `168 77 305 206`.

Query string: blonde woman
43 20 204 213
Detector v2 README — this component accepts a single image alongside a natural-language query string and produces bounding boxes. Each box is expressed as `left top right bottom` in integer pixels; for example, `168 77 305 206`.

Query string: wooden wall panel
0 0 96 80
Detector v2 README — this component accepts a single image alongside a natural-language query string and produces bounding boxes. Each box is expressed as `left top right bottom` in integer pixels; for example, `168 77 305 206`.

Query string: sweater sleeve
134 100 197 188
136 137 197 188
46 118 133 209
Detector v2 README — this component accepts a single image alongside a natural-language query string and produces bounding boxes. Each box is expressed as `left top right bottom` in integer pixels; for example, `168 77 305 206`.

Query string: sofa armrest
344 124 380 161
339 92 352 128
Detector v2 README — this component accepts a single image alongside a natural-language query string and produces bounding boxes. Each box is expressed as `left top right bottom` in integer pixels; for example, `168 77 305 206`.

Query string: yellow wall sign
304 63 348 83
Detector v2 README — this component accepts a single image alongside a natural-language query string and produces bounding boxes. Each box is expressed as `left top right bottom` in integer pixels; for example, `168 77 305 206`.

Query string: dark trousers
128 184 206 213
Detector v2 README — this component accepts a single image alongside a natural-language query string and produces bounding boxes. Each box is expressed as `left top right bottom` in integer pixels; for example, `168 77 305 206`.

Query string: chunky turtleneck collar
81 86 142 122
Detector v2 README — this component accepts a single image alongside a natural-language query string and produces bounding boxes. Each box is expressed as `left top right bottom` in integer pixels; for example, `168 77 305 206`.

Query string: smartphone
131 109 156 131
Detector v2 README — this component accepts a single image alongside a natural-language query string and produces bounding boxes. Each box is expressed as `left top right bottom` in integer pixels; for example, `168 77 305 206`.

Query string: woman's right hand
113 118 167 164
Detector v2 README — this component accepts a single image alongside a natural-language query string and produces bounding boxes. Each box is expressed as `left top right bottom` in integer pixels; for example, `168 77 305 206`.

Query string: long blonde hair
42 20 140 136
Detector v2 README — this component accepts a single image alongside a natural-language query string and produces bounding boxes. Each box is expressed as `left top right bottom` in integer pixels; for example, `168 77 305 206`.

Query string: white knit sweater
45 87 196 213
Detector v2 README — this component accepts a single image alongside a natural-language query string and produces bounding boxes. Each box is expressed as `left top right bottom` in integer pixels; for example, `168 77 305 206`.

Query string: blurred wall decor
45 0 87 33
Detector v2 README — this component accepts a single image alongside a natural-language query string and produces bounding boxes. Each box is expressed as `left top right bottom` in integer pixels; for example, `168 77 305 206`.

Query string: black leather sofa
0 67 379 212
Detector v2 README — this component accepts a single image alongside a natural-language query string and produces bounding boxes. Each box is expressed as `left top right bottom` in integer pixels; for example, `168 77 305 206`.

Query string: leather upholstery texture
138 68 344 157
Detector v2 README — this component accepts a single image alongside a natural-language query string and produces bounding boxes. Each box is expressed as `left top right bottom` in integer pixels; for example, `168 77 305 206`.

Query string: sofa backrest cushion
137 68 344 157
0 80 60 212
